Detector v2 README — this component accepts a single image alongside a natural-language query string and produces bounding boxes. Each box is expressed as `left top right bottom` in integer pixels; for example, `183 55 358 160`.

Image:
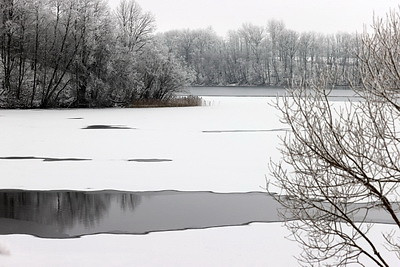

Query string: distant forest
0 0 359 108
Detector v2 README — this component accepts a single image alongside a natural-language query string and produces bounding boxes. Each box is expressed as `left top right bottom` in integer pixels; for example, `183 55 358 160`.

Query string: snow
0 97 283 192
0 96 293 266
0 96 398 266
0 223 301 266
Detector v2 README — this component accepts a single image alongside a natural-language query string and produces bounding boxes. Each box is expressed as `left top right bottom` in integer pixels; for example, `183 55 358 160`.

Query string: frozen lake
0 96 282 192
0 88 397 266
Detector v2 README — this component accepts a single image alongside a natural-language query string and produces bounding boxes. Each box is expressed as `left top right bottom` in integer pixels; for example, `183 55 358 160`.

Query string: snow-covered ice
0 95 398 266
0 97 283 192
0 223 301 266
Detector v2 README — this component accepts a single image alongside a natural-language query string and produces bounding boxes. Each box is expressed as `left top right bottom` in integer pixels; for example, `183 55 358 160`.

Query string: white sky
107 0 399 36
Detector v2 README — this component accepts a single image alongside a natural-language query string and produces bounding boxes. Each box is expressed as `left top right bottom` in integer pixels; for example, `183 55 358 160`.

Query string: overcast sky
108 0 399 36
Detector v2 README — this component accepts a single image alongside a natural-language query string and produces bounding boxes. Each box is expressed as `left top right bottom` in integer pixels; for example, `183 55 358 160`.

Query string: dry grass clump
127 96 202 108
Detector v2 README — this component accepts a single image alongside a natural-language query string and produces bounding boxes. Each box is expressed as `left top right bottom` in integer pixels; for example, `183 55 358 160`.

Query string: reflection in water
0 190 394 239
0 190 141 238
0 190 276 238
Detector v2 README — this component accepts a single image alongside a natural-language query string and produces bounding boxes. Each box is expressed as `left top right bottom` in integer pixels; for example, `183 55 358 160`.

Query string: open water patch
0 190 279 238
82 125 134 130
0 190 394 239
67 117 84 120
128 159 173 162
0 156 91 162
202 128 290 133
183 86 360 98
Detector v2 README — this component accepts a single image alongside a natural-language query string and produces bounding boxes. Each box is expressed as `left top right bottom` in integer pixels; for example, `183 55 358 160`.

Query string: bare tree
267 19 285 85
298 32 314 85
239 23 266 85
269 9 400 267
73 0 111 107
135 40 194 100
0 0 17 96
279 29 299 85
115 0 155 52
39 0 80 108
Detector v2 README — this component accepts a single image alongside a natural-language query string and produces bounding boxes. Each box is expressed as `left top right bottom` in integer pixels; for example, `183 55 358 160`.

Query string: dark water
128 159 172 162
202 128 290 133
0 190 395 239
82 125 134 129
181 86 359 99
0 157 172 163
182 86 286 97
0 156 91 162
0 190 279 238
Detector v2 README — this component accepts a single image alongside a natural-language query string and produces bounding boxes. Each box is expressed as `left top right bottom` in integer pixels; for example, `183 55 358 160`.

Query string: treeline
1 0 360 108
0 0 192 108
159 22 360 87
